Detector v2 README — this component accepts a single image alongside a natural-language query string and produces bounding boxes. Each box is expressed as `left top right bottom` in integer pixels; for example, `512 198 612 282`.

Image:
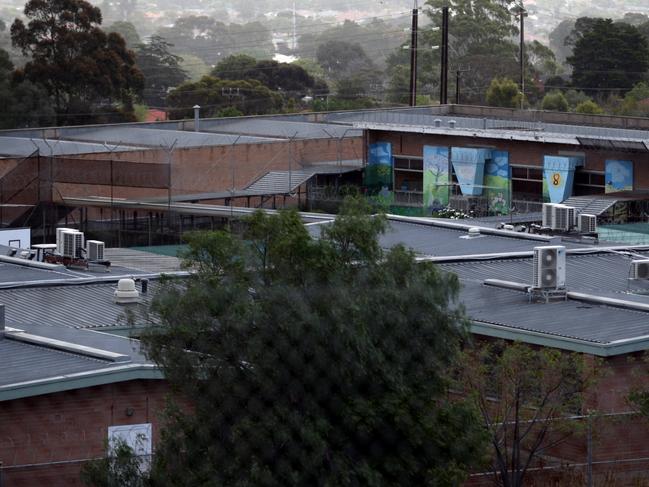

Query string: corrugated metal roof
60 126 274 148
458 281 649 345
377 220 586 257
0 281 154 330
199 118 362 139
0 137 141 158
0 338 112 387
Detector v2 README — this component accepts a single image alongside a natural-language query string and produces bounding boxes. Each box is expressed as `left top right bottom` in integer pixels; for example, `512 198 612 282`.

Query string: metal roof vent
460 227 483 239
449 120 457 129
434 119 442 127
114 278 140 304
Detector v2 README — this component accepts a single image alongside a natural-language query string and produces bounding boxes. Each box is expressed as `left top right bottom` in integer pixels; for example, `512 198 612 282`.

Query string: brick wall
370 130 649 191
0 379 169 487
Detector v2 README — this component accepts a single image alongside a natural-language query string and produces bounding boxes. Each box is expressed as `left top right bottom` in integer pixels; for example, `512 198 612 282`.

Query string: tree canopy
11 0 143 124
211 55 323 97
567 18 649 96
166 76 282 119
135 36 187 106
139 198 487 486
486 77 521 108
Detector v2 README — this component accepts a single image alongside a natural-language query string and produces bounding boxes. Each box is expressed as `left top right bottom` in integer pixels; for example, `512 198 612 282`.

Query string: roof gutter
0 363 163 402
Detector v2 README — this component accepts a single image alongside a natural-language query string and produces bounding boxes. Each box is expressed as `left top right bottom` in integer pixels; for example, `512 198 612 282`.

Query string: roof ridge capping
484 279 649 314
3 327 131 363
387 214 557 242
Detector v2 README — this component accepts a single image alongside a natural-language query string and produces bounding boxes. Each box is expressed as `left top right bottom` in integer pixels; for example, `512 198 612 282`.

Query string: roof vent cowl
114 279 140 304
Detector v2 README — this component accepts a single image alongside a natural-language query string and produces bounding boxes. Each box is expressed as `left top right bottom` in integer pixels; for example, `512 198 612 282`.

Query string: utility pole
409 1 419 107
439 6 449 105
455 67 469 104
512 3 527 110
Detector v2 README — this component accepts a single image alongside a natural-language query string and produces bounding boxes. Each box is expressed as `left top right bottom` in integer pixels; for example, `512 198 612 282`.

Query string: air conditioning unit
56 227 76 254
542 203 554 227
578 214 597 234
566 206 577 229
532 245 566 289
551 205 569 231
61 230 84 258
631 260 649 279
86 240 105 261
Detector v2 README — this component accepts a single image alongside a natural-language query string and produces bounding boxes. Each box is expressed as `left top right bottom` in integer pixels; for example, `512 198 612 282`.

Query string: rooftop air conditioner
631 260 649 279
542 203 554 228
56 227 76 254
578 214 597 234
532 245 566 289
551 205 569 231
86 240 105 261
61 230 84 258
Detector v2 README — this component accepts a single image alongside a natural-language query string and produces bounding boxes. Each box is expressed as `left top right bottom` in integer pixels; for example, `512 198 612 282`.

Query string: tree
567 18 649 96
575 100 604 114
548 19 575 64
422 0 522 104
81 438 147 487
135 36 187 106
0 47 55 129
457 341 593 487
166 76 282 119
486 78 521 108
526 40 562 81
541 90 569 112
141 199 487 486
11 0 143 124
316 40 377 83
211 54 258 80
107 21 141 48
211 56 322 99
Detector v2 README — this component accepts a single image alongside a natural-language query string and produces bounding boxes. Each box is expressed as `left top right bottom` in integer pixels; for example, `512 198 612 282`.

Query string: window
108 423 152 472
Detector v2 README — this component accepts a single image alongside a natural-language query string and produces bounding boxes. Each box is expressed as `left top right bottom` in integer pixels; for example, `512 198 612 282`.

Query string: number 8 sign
551 173 561 187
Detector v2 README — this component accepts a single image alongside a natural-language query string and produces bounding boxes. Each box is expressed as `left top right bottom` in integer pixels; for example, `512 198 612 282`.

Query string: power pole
512 3 527 110
455 67 469 104
439 6 449 105
409 1 419 107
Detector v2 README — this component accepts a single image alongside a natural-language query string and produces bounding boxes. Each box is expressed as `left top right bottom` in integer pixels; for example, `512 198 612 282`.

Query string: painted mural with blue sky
605 160 633 193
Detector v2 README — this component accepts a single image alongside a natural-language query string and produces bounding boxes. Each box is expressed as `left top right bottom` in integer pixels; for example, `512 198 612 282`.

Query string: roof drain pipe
0 304 4 338
193 105 201 132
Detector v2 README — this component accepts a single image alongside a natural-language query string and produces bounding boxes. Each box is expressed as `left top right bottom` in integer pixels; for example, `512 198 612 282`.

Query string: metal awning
577 137 649 152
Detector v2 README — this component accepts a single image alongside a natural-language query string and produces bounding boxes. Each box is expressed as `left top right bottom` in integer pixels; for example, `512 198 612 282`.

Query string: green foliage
108 21 141 48
568 18 649 96
81 439 148 487
486 77 521 108
457 341 595 487
312 96 376 112
423 0 521 104
541 90 569 112
216 106 243 118
297 19 406 71
135 36 188 106
11 0 143 125
526 40 563 80
574 99 604 115
142 197 487 487
212 56 321 98
548 19 575 64
564 89 590 109
166 76 282 119
177 54 210 82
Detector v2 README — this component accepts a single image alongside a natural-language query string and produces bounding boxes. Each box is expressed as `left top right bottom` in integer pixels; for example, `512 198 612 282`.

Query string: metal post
440 7 449 105
456 69 460 104
586 415 593 487
409 2 419 107
193 105 200 132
